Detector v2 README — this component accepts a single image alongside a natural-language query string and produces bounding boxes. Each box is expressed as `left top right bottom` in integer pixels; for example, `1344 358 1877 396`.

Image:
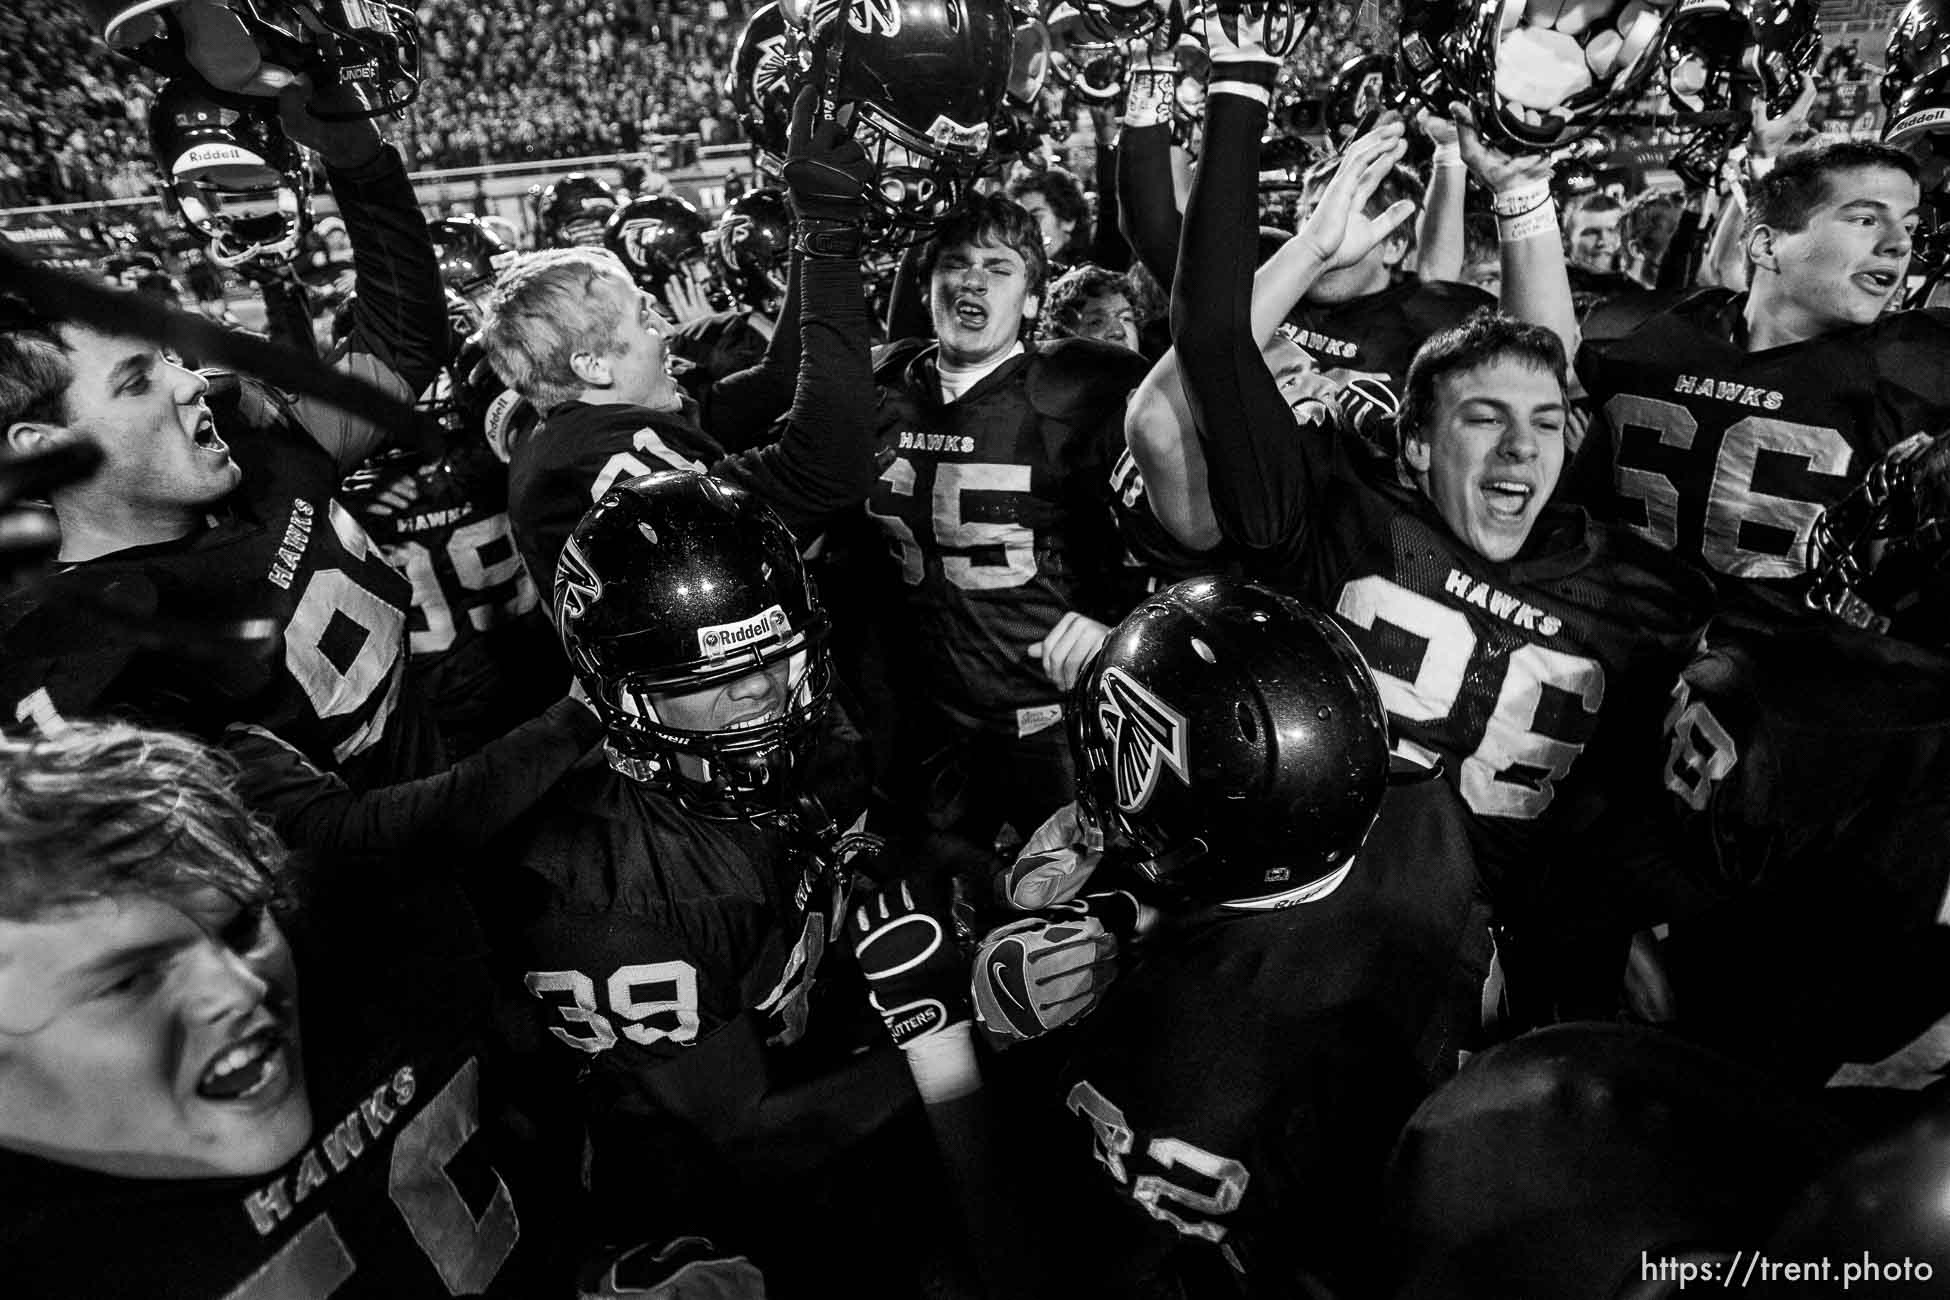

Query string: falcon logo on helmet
846 0 904 38
554 537 604 675
1099 667 1191 814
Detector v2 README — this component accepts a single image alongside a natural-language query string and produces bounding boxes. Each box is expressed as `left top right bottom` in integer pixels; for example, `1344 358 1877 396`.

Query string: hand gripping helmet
1046 2 1134 104
1073 0 1174 43
604 194 729 310
709 189 794 315
1182 0 1315 62
104 0 421 119
539 173 620 249
729 1 798 175
1398 0 1681 152
1887 0 1950 149
1069 577 1391 905
148 77 308 265
427 214 516 307
804 0 1017 237
555 471 834 818
1806 433 1950 646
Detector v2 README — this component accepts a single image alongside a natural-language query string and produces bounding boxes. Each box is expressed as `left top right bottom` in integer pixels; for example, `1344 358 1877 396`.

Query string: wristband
1490 179 1552 218
795 218 864 260
902 1019 981 1104
1498 198 1559 243
1431 141 1463 170
1209 79 1273 106
1122 68 1175 129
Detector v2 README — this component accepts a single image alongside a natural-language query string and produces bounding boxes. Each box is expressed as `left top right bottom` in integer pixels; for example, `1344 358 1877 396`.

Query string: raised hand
1294 118 1415 272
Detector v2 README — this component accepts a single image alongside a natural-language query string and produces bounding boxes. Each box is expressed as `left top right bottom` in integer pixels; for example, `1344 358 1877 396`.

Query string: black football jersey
1279 276 1495 397
1056 775 1489 1294
0 377 417 779
1653 603 1950 1086
1229 425 1710 891
1572 290 1950 590
0 868 565 1299
669 310 772 406
867 338 1150 736
490 748 851 1116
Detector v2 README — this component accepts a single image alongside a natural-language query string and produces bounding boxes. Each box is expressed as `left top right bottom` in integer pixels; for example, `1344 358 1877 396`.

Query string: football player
0 719 576 1296
868 190 1150 883
342 229 558 758
0 76 443 789
1135 10 1711 966
0 78 603 861
480 89 880 594
486 471 919 1289
1047 577 1488 1295
667 188 794 440
1555 136 1950 599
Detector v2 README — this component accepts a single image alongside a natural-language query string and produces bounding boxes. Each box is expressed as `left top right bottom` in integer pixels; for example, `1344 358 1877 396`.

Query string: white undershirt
936 342 1023 404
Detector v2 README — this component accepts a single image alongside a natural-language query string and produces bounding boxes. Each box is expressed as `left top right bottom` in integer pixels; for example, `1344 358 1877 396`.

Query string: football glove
1000 799 1105 911
970 891 1141 1046
847 880 971 1051
782 85 873 226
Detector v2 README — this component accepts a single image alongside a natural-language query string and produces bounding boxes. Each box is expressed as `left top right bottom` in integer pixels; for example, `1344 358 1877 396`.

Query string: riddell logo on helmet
174 143 266 176
697 605 790 657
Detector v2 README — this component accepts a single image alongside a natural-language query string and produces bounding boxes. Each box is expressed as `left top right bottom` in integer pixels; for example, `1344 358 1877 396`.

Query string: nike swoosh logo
991 961 1028 1014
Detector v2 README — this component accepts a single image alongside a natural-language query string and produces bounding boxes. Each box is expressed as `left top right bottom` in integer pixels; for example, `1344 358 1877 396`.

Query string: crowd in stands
0 0 1391 209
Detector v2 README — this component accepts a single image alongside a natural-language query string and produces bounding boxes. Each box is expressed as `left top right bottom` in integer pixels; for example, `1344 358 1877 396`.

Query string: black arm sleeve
310 144 447 468
227 696 603 858
696 250 804 451
1172 90 1329 555
1118 122 1183 293
712 253 880 538
1087 142 1133 274
883 242 933 344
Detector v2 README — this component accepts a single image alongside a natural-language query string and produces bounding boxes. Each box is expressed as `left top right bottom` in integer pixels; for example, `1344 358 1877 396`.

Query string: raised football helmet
427 214 516 307
1068 577 1391 905
1398 0 1680 151
1887 0 1950 149
555 471 835 818
605 194 728 310
107 0 421 118
1045 2 1133 103
1324 51 1397 145
539 173 620 249
1181 0 1314 60
729 1 797 176
1806 433 1950 646
803 0 1017 237
709 189 793 315
1073 0 1173 42
148 76 308 265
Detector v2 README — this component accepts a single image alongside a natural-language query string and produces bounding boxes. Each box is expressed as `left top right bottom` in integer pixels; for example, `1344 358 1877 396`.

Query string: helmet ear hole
1236 699 1259 745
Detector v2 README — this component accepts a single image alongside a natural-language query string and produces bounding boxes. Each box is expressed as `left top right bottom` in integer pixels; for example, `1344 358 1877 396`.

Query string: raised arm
1175 14 1412 555
283 84 447 470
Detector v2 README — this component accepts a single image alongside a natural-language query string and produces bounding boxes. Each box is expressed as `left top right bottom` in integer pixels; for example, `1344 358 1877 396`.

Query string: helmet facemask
590 631 835 819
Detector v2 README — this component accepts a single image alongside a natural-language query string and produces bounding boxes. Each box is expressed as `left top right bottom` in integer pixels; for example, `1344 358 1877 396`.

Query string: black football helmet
427 214 515 308
555 471 835 818
1398 0 1680 151
604 194 729 310
709 189 793 315
1324 51 1397 144
1806 433 1950 646
1181 0 1314 61
148 77 308 265
1069 577 1391 906
539 173 620 249
1045 2 1133 103
803 0 1017 238
1073 0 1172 42
729 1 797 176
1887 0 1950 149
108 0 421 119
